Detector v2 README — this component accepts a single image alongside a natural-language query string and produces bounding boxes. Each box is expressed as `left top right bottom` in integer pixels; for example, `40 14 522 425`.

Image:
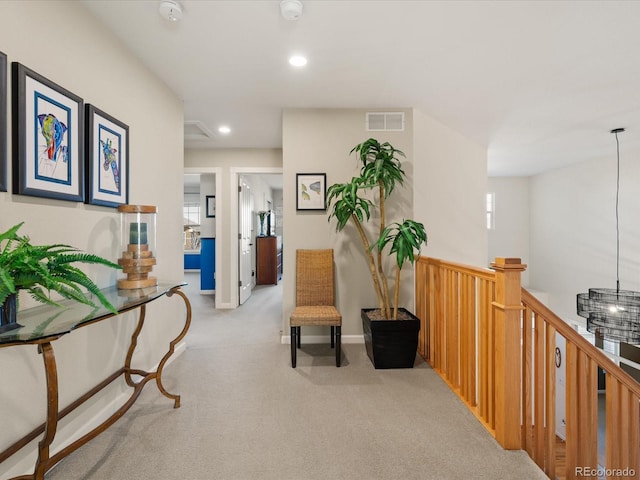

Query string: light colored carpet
46 272 547 480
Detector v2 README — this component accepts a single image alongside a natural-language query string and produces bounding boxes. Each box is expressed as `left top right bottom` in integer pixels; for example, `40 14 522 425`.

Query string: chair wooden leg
291 326 297 368
336 326 341 367
330 326 335 348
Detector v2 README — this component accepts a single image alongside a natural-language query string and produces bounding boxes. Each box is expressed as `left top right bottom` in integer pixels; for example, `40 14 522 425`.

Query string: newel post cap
491 257 527 271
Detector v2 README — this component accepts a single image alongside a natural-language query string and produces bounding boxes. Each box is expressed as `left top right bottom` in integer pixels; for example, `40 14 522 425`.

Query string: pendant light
577 128 640 344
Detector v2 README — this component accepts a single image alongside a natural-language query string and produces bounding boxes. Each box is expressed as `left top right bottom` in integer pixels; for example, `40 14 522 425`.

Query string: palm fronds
327 139 427 319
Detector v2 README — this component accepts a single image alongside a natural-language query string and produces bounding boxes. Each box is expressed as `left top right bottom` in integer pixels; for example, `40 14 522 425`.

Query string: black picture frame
296 173 326 211
206 195 215 218
12 62 84 202
0 51 7 192
86 104 129 207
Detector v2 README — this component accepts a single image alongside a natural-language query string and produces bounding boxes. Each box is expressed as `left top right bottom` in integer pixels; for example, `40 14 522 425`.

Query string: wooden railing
415 256 640 480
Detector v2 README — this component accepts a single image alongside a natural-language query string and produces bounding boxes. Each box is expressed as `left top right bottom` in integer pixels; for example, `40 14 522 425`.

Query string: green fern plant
0 223 121 314
327 138 427 320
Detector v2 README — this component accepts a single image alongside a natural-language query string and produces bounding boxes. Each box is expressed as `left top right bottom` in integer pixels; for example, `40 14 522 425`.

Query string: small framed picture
296 173 326 211
206 195 215 218
0 51 6 192
85 104 129 207
12 62 84 201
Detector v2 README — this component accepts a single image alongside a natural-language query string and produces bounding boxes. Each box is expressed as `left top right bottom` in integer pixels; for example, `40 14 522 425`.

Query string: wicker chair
290 249 342 368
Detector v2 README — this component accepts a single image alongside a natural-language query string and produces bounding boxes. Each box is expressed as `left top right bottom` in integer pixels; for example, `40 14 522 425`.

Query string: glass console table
0 282 191 480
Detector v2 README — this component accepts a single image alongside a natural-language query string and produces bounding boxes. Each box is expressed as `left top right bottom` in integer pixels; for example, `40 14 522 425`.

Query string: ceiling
80 0 640 176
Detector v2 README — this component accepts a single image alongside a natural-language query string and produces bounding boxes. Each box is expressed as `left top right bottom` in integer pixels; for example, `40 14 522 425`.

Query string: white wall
487 177 531 286
200 173 216 238
273 189 283 237
413 109 488 267
280 108 488 340
529 154 639 323
0 2 183 477
244 174 274 214
510 154 637 442
282 108 415 339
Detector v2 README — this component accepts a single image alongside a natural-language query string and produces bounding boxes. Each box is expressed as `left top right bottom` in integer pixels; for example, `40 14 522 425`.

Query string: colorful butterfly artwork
37 113 67 162
301 181 321 201
308 181 321 194
297 174 326 210
301 183 310 201
100 138 120 190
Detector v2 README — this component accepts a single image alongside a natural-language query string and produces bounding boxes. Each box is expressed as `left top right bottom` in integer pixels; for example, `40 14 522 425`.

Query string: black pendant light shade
577 288 640 343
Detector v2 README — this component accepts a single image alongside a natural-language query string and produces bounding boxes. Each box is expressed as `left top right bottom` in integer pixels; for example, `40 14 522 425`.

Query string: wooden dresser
256 236 282 285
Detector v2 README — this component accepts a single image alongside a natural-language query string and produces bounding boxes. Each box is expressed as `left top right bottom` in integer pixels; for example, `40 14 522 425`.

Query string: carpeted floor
45 272 547 480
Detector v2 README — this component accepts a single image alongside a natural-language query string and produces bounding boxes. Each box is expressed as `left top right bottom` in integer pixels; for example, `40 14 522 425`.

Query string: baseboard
10 340 187 478
216 302 236 309
281 334 364 344
199 289 215 295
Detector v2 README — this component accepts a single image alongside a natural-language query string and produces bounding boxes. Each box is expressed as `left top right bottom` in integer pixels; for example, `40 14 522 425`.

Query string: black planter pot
0 294 21 334
361 308 420 369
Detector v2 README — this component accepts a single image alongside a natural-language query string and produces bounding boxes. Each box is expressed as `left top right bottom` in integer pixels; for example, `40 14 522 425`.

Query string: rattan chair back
295 249 335 307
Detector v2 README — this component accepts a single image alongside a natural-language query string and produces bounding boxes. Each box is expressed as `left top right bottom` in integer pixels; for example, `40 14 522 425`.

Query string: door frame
184 167 222 308
229 167 283 307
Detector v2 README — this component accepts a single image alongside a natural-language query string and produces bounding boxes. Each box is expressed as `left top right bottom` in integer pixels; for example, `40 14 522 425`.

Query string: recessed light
218 126 231 134
289 55 307 67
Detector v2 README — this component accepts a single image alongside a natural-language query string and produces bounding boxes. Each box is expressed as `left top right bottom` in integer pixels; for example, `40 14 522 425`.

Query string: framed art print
86 104 129 207
0 51 6 192
206 195 215 218
296 173 326 211
12 62 84 201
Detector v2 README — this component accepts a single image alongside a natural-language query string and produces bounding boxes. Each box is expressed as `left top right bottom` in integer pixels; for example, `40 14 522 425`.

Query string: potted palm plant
327 138 427 368
0 222 121 333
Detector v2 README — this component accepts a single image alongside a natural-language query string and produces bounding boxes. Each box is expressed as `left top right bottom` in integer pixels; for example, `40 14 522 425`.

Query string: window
486 192 495 230
183 202 201 250
183 202 200 226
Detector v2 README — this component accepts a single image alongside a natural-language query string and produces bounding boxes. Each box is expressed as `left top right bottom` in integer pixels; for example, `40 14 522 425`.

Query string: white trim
199 290 215 295
281 334 364 344
215 301 236 309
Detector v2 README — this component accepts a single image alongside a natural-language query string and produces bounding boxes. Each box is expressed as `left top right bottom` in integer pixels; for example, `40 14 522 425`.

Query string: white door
239 176 253 304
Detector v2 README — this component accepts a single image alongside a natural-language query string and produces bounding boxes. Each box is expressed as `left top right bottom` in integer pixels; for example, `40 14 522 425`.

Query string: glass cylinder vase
117 205 158 289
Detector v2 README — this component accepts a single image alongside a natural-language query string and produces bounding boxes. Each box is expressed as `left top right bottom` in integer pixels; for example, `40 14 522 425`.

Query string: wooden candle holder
117 243 157 289
117 205 158 290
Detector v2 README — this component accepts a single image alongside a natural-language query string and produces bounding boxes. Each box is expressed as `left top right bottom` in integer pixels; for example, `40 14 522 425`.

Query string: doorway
229 167 283 309
185 166 281 309
183 167 222 307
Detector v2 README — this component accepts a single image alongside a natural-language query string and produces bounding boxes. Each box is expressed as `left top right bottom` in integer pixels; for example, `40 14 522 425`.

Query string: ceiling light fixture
218 126 231 135
289 55 307 67
280 0 303 21
159 0 182 22
577 128 640 344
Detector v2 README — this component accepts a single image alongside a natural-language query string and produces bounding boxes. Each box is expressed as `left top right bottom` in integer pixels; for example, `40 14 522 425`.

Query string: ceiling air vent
184 121 214 140
366 112 405 131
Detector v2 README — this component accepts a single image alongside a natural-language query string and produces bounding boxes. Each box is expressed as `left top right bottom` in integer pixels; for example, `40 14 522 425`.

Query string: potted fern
327 138 427 368
0 222 121 333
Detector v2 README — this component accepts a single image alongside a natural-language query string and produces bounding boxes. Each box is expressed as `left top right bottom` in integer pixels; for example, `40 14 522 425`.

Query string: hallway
45 275 547 480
